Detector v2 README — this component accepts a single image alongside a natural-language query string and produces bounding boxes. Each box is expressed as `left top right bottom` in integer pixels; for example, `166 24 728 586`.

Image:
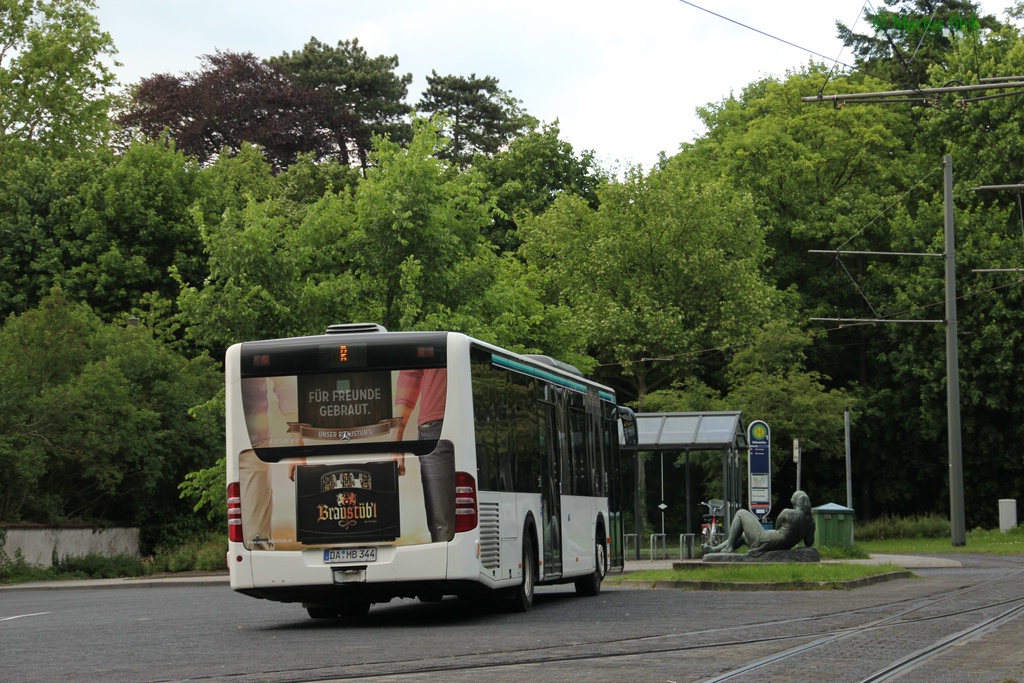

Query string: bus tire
574 535 606 597
418 590 444 603
509 537 536 612
304 598 370 619
304 604 339 619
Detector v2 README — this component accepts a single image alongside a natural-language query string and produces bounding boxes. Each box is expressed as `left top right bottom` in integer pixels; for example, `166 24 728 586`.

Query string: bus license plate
324 548 376 564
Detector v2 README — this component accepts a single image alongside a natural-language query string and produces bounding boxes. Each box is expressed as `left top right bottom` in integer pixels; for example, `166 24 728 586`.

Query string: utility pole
801 78 1024 546
944 155 966 546
809 156 966 547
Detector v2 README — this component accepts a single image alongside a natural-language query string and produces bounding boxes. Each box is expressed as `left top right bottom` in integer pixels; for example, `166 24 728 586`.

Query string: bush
856 514 950 541
2 533 226 584
195 539 227 571
0 548 56 583
151 531 226 573
57 553 147 579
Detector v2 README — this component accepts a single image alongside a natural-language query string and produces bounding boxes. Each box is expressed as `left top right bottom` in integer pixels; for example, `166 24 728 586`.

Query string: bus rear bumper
229 541 487 605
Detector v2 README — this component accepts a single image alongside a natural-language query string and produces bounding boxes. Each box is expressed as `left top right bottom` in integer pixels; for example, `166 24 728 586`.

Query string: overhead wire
825 163 943 325
834 165 943 251
674 0 901 87
596 275 1024 370
633 2 1022 372
908 3 940 65
818 0 872 96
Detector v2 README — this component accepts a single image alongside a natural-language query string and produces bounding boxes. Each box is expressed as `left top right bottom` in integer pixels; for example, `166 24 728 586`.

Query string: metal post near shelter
633 449 641 560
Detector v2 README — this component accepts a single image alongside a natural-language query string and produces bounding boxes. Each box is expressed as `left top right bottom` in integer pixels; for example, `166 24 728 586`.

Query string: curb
612 570 915 591
0 573 230 592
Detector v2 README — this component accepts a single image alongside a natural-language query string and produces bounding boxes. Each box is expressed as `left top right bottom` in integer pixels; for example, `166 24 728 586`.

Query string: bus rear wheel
304 598 371 619
305 604 338 619
574 538 606 597
508 538 535 612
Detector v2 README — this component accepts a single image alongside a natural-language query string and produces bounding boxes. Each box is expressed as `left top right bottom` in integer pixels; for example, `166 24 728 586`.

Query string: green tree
681 24 1024 525
836 0 999 87
417 71 537 167
0 149 107 317
0 0 117 157
176 180 328 354
177 118 498 352
0 290 221 543
637 319 852 507
120 51 322 171
349 117 493 329
0 138 207 322
817 24 1024 524
723 321 852 503
687 66 921 393
189 141 278 229
474 121 604 253
520 159 780 400
269 37 413 171
852 191 1024 524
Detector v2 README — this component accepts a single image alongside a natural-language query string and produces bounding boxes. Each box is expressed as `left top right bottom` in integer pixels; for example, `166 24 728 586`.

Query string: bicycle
700 499 726 548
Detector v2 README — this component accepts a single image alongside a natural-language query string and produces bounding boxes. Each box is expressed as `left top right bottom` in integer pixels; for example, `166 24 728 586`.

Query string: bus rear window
241 368 447 455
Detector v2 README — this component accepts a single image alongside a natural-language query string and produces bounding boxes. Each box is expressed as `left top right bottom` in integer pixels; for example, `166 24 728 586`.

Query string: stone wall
0 525 140 567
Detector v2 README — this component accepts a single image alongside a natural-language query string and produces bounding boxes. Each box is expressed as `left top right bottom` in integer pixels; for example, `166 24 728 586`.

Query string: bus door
609 406 636 571
541 400 562 579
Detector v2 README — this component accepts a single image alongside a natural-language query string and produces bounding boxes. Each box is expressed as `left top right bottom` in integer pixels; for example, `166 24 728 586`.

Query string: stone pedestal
702 547 821 563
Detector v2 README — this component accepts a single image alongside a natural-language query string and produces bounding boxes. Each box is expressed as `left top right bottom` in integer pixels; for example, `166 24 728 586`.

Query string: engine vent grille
479 502 500 569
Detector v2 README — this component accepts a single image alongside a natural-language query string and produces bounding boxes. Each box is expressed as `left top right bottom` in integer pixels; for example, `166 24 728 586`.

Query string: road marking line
1 612 50 621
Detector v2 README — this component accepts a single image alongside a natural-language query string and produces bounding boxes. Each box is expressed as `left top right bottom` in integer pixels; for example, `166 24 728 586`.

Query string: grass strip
608 562 910 589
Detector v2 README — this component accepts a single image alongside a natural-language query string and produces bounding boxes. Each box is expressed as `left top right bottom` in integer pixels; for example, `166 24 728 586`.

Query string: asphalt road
2 554 1022 683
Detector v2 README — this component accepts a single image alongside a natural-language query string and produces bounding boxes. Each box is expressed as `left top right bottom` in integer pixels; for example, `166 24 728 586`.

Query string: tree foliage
520 158 780 398
0 138 206 322
268 37 412 171
836 0 1000 87
119 51 321 170
122 39 415 173
417 71 537 167
0 289 221 538
6 16 1024 535
0 0 117 156
177 117 496 352
474 121 604 253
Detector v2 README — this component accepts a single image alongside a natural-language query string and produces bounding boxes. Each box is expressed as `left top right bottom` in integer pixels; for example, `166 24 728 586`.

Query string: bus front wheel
574 538 606 597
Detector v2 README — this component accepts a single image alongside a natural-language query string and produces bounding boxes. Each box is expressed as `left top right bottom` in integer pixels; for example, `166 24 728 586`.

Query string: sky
93 0 1013 171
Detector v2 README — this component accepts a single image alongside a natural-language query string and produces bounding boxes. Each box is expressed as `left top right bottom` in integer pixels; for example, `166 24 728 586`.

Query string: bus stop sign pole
747 420 771 524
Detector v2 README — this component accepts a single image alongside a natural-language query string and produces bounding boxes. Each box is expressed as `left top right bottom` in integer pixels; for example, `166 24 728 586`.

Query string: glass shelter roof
624 411 746 451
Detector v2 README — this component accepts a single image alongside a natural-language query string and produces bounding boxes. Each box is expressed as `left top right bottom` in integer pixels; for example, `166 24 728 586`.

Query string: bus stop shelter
620 411 747 556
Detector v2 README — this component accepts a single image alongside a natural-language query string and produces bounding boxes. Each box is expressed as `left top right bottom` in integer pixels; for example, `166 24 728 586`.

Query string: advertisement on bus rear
236 368 454 550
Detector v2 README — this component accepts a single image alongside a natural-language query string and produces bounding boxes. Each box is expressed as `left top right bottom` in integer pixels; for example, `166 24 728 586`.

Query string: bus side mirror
616 406 637 447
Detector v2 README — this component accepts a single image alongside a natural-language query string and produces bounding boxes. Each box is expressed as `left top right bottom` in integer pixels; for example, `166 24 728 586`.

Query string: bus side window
569 400 588 497
471 358 502 491
510 374 540 493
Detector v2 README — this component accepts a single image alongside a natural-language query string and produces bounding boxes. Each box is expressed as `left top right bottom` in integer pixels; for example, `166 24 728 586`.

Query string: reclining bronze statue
702 491 816 560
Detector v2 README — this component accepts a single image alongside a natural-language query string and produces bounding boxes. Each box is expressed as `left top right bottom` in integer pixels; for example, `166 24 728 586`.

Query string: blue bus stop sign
747 420 771 522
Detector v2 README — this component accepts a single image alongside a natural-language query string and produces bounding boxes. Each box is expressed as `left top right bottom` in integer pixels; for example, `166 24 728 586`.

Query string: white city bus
226 323 637 618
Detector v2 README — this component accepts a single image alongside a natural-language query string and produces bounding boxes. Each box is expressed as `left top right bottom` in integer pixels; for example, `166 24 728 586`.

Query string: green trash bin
812 503 855 547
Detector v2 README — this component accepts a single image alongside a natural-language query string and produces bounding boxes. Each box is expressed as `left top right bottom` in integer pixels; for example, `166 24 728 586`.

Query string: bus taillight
454 471 477 533
227 481 243 543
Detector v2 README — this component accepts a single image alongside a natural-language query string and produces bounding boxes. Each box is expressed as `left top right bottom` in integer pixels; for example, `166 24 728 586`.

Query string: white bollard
998 499 1017 532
